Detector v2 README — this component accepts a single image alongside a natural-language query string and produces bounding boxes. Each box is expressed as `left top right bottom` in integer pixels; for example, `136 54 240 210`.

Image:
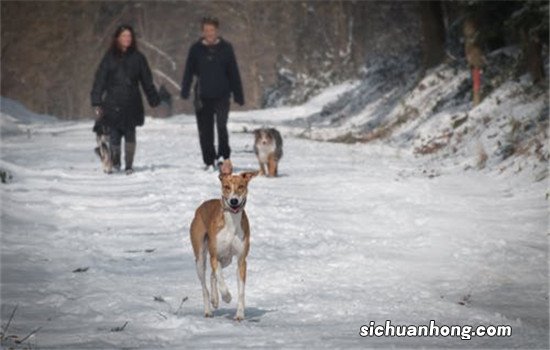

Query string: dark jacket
91 48 160 130
180 38 244 105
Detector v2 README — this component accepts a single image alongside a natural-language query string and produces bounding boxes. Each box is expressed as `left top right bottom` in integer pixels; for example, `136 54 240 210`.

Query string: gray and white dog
253 128 283 177
93 121 112 174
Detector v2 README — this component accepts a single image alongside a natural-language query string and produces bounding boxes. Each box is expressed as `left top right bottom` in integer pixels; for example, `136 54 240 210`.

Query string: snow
285 49 548 184
0 91 548 349
230 80 359 126
0 97 57 138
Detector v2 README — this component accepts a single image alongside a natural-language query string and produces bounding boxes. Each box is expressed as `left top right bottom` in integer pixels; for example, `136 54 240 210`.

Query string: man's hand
234 97 244 106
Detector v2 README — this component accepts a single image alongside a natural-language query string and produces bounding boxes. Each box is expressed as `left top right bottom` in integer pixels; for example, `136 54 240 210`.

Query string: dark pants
196 97 230 166
110 127 136 146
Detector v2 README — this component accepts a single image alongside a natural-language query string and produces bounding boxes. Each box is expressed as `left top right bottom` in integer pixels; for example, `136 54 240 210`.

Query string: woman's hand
94 106 104 120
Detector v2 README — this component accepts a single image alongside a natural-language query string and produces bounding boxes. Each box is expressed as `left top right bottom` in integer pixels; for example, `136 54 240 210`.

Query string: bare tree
419 0 446 69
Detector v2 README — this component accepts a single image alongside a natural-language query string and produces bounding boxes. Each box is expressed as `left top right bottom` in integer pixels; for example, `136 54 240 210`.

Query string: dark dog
253 128 283 177
93 120 112 174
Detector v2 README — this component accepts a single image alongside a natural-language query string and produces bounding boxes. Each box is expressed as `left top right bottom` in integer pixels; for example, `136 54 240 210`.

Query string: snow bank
0 96 58 138
238 47 548 181
0 96 57 124
226 80 359 133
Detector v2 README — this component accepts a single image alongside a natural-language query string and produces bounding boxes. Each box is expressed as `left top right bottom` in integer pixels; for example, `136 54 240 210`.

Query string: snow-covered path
1 113 548 349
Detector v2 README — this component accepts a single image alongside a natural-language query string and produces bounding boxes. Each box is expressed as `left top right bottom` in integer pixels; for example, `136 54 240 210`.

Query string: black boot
125 142 136 175
111 145 121 171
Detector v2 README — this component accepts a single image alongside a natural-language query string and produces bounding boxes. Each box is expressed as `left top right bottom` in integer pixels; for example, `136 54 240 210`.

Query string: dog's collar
222 197 246 214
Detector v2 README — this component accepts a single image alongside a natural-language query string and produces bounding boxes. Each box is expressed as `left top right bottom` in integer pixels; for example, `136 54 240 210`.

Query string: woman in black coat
91 24 160 174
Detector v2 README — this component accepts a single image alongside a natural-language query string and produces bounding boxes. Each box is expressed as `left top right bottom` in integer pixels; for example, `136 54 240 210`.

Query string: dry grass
343 105 420 144
414 131 454 155
0 305 40 349
477 142 488 169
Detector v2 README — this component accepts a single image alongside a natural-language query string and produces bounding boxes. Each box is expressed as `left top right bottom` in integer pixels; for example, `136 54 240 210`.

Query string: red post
471 67 481 106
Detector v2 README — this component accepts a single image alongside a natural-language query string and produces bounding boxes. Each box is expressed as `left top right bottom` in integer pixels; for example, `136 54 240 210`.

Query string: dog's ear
219 160 232 176
240 171 259 182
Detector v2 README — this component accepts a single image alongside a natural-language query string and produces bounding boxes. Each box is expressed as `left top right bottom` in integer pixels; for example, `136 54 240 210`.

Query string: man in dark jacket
180 17 244 171
91 25 160 174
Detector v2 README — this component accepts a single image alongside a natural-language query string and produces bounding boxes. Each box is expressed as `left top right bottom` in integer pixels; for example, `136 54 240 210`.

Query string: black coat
180 38 244 105
91 48 160 130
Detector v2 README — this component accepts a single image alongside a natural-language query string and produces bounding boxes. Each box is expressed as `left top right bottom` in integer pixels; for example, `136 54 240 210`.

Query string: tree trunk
521 27 544 84
419 0 446 69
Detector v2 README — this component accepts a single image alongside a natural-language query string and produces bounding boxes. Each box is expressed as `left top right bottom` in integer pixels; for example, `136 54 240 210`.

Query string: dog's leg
267 154 276 177
101 142 112 174
97 136 106 172
191 215 211 317
258 161 266 176
218 264 232 304
207 235 221 309
196 245 212 317
209 265 219 309
235 257 247 321
95 135 102 160
210 256 231 306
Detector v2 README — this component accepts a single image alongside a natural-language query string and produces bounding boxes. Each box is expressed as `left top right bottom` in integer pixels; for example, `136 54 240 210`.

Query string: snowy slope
1 96 548 349
274 48 549 182
0 97 58 138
